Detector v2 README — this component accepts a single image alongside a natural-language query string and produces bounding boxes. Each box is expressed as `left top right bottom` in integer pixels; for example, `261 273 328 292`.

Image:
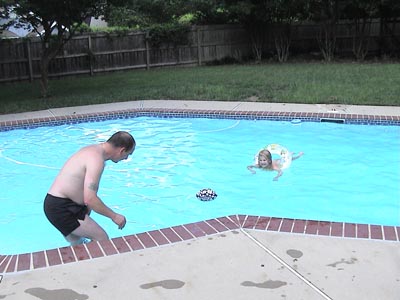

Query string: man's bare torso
48 144 105 205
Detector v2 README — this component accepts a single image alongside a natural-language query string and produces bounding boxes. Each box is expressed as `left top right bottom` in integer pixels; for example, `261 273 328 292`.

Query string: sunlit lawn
1 62 399 114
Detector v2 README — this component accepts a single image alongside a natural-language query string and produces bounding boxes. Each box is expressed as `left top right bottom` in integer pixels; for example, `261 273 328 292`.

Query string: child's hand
247 166 256 174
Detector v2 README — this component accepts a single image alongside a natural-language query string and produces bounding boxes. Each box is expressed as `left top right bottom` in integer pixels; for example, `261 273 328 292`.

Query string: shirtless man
44 131 136 245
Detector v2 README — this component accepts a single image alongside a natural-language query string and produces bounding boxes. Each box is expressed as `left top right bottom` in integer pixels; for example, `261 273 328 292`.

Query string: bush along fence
0 21 399 83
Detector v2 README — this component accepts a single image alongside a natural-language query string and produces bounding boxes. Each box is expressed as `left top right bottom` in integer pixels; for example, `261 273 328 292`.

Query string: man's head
107 131 136 162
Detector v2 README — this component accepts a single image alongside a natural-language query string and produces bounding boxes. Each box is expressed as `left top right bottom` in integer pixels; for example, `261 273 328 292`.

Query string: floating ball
196 188 217 201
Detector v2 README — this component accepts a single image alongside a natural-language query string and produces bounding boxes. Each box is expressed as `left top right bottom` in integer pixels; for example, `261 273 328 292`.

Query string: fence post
26 39 33 82
197 27 202 66
145 31 150 70
88 35 94 76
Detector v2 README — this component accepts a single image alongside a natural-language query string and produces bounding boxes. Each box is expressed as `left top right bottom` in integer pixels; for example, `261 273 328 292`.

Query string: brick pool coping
1 107 400 131
1 215 399 274
1 108 399 273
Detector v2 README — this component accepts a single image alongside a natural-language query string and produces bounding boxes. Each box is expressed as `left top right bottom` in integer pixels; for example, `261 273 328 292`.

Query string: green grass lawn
1 62 399 114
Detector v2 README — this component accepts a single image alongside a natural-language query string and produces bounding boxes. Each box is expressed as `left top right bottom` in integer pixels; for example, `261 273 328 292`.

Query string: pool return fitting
320 118 345 124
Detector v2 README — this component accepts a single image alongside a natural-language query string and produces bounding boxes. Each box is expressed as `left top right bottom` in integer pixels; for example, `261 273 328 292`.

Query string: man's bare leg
66 214 109 244
65 233 87 245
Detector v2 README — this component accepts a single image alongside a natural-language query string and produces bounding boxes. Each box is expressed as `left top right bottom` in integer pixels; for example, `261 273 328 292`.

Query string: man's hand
112 213 127 229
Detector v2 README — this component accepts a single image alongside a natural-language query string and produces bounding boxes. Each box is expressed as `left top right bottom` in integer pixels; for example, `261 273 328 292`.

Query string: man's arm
83 158 126 229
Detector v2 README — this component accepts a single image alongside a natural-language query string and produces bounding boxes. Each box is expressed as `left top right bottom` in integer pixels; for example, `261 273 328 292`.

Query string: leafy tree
106 0 189 28
221 0 309 62
223 0 273 61
342 0 379 61
182 0 230 25
0 0 106 97
377 0 400 57
269 0 308 62
106 0 230 27
105 0 192 50
308 0 341 62
104 5 147 28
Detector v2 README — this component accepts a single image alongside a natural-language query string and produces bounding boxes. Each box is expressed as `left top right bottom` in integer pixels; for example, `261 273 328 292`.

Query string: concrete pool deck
1 100 400 123
0 100 399 300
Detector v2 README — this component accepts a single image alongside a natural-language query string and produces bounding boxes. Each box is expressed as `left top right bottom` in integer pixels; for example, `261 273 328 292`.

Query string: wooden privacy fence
0 24 250 83
0 21 399 83
286 19 399 57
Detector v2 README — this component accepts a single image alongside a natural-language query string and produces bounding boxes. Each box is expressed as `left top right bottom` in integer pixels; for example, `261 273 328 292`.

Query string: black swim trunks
44 193 88 236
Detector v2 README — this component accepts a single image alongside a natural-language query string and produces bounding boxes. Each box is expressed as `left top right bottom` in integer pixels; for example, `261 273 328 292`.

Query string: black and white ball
196 188 217 201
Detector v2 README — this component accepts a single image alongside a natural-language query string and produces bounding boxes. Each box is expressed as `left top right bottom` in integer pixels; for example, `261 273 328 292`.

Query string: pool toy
291 119 302 125
255 144 292 169
196 188 217 201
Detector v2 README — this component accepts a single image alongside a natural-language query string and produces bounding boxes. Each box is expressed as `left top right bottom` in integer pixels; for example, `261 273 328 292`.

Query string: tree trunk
317 21 336 62
38 21 71 98
245 22 267 62
352 17 372 61
251 35 263 62
40 54 50 98
274 24 291 63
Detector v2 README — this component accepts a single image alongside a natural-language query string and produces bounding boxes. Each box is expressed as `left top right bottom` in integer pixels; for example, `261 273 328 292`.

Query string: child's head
258 150 272 167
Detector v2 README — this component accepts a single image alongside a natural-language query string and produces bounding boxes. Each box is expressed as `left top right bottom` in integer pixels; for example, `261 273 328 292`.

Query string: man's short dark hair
107 131 135 151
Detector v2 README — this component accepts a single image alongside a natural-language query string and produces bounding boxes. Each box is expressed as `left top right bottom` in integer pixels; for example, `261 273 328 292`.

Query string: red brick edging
1 108 400 131
1 215 399 274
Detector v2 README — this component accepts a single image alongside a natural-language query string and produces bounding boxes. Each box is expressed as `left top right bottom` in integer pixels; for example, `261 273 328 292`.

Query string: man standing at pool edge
44 131 136 245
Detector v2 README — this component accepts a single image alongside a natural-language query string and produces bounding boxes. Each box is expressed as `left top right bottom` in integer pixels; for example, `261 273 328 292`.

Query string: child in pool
247 149 303 181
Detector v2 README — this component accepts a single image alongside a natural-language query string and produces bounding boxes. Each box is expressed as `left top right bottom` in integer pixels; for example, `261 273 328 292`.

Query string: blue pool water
0 117 399 254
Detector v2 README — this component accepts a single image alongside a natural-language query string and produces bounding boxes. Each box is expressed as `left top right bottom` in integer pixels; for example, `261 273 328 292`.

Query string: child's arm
292 151 304 161
272 162 283 181
247 165 257 174
273 169 283 181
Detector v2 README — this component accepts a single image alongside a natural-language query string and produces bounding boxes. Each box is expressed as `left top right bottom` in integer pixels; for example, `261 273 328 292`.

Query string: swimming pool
1 116 399 254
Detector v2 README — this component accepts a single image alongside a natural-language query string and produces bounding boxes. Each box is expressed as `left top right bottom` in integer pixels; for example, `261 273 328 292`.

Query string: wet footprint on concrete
286 249 303 270
25 288 88 300
286 249 303 259
140 279 185 290
241 280 287 289
327 257 358 268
